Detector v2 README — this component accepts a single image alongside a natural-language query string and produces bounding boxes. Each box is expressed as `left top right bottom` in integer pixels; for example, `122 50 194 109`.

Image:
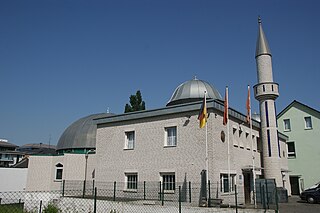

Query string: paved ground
279 196 320 213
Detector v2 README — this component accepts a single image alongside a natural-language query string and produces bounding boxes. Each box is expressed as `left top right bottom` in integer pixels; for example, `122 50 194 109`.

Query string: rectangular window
287 142 296 158
283 119 291 131
55 163 63 181
56 169 63 180
232 127 238 146
220 174 236 193
239 129 244 148
252 135 256 151
304 117 312 129
165 127 177 147
125 131 135 149
161 173 175 191
256 137 261 153
126 173 138 190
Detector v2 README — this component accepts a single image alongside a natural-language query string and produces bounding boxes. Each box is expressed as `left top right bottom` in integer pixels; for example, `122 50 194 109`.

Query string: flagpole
248 85 256 207
226 87 231 207
204 91 209 185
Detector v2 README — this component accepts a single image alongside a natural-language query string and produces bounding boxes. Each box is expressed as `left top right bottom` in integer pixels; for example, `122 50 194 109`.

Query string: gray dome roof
167 78 222 106
57 113 113 151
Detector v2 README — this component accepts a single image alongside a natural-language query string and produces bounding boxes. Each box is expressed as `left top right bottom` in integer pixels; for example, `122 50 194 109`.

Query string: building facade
0 139 24 167
277 100 320 195
25 18 291 205
95 95 290 204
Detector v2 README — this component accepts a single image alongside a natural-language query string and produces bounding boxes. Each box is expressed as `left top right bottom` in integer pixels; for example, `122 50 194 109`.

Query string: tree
124 90 146 113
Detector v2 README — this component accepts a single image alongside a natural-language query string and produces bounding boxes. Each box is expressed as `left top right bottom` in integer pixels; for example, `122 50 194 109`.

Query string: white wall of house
96 109 265 204
0 168 28 191
26 154 96 192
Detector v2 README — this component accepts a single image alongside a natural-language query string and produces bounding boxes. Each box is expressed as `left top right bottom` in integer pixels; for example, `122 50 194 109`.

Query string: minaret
254 17 282 186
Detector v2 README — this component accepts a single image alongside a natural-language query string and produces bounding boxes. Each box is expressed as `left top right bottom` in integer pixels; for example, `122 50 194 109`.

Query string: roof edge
277 100 320 118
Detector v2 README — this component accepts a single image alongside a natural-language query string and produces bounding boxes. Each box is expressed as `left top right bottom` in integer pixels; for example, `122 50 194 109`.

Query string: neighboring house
0 139 24 167
17 143 57 155
277 100 320 195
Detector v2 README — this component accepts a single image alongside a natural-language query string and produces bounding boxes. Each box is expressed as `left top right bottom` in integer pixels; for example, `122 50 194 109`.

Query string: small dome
57 113 113 152
167 78 222 106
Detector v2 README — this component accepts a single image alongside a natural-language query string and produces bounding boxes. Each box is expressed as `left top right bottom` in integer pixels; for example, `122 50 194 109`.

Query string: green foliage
0 204 24 213
124 90 146 113
43 203 61 213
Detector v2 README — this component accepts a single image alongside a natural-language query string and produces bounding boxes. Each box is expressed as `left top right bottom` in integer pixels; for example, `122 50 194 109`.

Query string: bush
43 203 61 213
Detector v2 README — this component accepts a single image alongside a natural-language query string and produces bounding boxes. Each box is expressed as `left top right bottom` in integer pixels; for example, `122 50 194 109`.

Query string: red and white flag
223 87 228 126
246 85 251 123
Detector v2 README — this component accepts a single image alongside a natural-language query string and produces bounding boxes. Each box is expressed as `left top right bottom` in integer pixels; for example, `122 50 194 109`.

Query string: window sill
54 180 62 182
164 145 176 148
284 129 291 132
124 148 134 150
124 189 137 193
304 128 312 130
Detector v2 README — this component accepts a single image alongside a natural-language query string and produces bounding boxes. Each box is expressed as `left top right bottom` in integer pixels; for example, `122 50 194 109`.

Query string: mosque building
25 19 291 204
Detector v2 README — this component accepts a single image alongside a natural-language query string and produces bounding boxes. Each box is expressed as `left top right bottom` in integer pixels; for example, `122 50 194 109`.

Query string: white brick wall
96 109 261 203
26 154 96 191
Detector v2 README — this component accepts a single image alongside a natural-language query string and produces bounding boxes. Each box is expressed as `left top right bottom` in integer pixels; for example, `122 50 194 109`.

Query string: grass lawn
0 203 24 213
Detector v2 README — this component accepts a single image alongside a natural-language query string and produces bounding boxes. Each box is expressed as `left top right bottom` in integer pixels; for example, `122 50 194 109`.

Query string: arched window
55 163 63 181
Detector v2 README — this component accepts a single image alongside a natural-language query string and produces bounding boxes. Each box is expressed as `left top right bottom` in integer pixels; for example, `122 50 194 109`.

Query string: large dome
167 78 222 106
57 113 113 152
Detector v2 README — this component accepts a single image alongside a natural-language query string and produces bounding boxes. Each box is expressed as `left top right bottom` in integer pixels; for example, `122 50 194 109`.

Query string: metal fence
0 180 279 213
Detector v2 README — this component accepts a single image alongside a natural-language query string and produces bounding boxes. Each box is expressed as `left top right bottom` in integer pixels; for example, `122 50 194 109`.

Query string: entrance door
243 172 251 204
290 176 300 195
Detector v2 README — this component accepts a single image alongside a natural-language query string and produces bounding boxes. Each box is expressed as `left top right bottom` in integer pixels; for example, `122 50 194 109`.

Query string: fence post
62 180 65 197
275 187 279 213
189 181 192 203
265 179 269 209
179 186 181 213
39 200 42 213
94 187 97 213
216 181 219 198
208 180 211 207
159 181 162 201
235 184 238 213
259 182 262 205
143 181 146 200
113 181 116 201
162 181 164 206
83 180 86 198
92 180 95 196
262 184 266 210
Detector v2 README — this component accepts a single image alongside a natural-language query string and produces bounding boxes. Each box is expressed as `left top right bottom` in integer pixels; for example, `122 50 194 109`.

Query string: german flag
198 94 207 128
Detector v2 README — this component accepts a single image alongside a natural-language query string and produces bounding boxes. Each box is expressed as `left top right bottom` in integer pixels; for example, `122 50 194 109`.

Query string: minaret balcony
254 82 279 101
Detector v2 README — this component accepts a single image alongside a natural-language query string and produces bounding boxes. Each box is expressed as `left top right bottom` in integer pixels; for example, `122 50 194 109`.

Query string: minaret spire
256 16 272 58
254 17 282 187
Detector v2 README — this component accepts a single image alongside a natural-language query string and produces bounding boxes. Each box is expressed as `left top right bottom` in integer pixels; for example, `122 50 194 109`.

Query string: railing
0 180 279 213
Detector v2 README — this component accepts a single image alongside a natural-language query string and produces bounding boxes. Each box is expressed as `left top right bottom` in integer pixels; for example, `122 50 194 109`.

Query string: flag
198 92 207 128
246 85 251 123
223 87 228 125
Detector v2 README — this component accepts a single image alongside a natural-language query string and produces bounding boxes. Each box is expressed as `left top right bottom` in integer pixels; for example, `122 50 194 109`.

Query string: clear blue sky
1 0 319 146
